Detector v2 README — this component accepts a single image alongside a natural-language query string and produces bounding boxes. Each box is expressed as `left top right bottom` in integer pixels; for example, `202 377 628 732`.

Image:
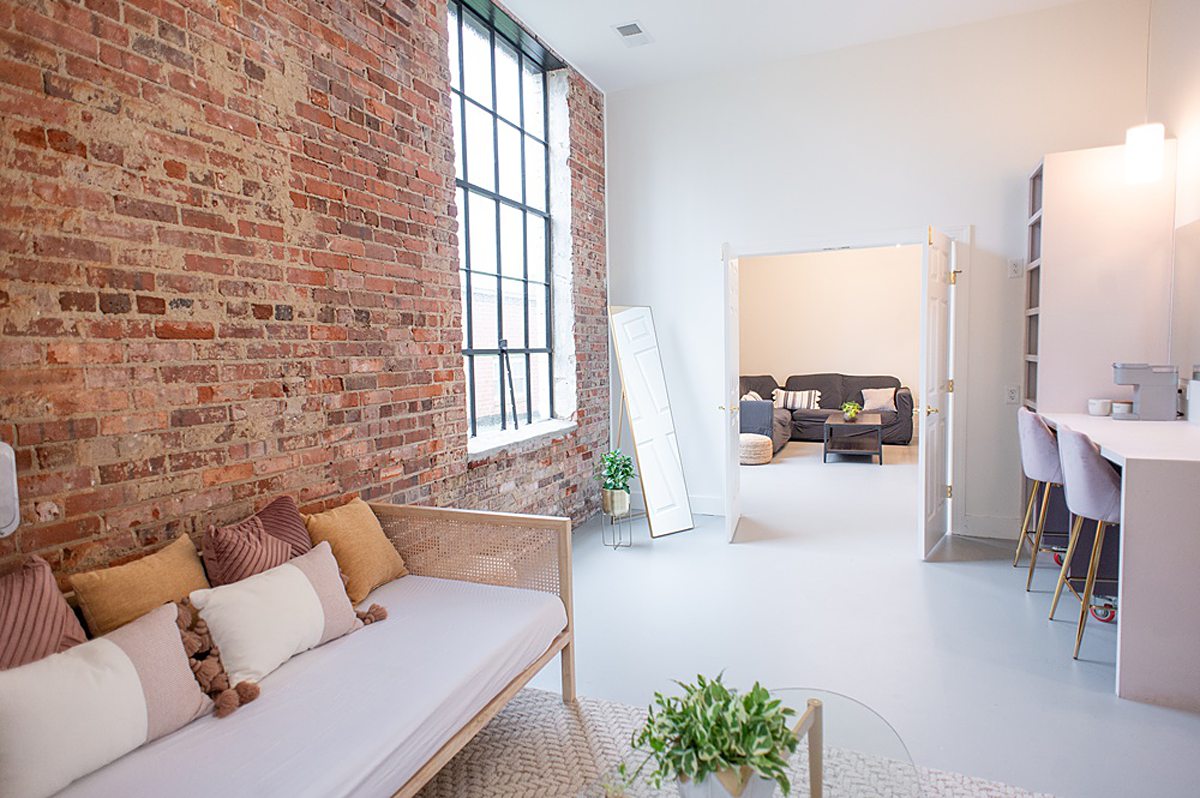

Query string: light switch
0 442 18 538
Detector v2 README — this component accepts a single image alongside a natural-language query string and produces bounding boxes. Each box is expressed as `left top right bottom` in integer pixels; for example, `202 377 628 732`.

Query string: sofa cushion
784 374 844 408
740 375 780 401
0 603 211 798
304 498 407 603
69 535 209 636
0 556 86 670
55 576 567 798
203 496 311 587
188 542 363 685
841 374 902 406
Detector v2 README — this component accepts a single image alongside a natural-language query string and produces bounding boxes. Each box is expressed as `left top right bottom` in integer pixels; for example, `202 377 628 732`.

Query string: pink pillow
202 496 311 586
0 556 87 670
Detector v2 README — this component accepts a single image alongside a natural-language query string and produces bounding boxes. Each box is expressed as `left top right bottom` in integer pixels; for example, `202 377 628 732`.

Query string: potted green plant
841 401 862 422
596 450 636 516
620 674 799 797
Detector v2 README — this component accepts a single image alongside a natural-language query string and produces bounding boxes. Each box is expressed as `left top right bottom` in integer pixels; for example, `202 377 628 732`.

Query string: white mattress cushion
56 576 567 798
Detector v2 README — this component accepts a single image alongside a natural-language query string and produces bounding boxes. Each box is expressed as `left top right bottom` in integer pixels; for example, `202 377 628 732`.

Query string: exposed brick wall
0 0 606 581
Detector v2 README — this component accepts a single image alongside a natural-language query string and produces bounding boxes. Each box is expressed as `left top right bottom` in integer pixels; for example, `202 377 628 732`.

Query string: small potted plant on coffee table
620 674 799 797
841 401 862 422
596 450 635 517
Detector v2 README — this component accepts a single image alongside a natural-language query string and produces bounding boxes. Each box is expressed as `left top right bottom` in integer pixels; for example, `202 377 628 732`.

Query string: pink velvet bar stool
1050 426 1122 659
1014 408 1065 590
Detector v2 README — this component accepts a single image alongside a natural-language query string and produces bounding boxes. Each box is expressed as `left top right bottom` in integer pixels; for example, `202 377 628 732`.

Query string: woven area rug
417 689 1054 798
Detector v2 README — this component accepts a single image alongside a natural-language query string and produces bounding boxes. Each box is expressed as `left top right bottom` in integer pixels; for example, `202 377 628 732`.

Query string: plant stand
602 506 634 549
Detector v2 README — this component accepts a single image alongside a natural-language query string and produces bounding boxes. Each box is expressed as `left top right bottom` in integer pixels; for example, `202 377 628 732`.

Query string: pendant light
1125 0 1164 184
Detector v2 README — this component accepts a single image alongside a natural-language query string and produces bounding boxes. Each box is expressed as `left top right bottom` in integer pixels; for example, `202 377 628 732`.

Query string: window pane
495 39 521 124
501 277 525 349
462 11 492 106
524 136 546 212
526 214 547 283
466 192 497 274
448 5 460 91
530 352 550 423
472 354 502 436
506 352 529 424
499 204 523 278
522 61 544 136
496 121 522 201
452 98 463 180
454 187 466 258
528 283 548 349
464 103 495 191
470 274 498 350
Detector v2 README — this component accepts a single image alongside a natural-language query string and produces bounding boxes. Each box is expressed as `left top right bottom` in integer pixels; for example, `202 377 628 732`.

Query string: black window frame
449 0 555 438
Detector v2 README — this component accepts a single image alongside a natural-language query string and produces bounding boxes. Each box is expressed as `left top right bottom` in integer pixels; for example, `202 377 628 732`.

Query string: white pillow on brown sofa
861 387 897 413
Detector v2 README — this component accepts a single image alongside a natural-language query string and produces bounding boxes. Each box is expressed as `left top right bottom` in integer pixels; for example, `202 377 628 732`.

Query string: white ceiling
501 0 1084 92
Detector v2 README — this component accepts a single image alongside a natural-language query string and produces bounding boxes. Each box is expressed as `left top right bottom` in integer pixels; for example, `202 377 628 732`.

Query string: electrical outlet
1007 259 1024 278
1005 386 1021 405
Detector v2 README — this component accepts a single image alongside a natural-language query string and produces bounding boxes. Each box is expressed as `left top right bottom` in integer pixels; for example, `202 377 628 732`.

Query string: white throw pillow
0 604 211 798
861 387 897 412
189 541 363 685
773 388 821 410
740 390 763 401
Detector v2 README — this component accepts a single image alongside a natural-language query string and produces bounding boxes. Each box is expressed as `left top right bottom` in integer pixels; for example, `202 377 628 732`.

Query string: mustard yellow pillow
304 498 406 603
69 535 210 635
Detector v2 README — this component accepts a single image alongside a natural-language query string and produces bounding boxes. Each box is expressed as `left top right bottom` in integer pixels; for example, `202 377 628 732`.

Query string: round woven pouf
738 433 773 465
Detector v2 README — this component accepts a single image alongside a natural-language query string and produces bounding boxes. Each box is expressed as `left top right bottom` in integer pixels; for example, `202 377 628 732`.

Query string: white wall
607 0 1148 534
739 247 921 393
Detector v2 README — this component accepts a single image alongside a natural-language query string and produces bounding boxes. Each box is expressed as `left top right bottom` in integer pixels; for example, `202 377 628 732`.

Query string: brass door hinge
947 379 954 393
949 269 962 285
946 484 953 499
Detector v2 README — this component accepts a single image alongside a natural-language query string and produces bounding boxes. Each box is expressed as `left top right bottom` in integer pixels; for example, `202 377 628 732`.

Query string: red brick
155 321 215 339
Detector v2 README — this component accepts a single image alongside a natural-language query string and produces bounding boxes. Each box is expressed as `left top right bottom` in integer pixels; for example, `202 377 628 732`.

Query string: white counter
1041 412 1200 712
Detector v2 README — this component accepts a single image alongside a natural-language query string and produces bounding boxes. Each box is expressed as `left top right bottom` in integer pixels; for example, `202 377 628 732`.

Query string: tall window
448 1 553 438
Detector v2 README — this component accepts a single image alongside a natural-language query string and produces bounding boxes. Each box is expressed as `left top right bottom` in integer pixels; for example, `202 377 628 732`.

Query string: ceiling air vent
613 20 652 48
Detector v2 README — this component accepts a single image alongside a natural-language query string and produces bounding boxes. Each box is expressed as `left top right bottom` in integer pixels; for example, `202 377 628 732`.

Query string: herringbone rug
417 689 1055 798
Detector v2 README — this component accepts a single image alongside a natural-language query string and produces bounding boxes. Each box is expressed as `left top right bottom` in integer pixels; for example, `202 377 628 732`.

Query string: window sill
467 418 578 461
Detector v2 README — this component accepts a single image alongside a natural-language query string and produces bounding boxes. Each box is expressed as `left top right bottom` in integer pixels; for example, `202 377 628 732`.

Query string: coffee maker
1112 363 1179 421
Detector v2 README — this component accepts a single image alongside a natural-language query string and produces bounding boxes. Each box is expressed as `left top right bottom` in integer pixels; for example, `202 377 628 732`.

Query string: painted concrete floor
529 441 1200 797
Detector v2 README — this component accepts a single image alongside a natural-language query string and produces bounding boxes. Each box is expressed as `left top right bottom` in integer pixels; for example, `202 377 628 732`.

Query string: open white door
918 227 953 558
723 246 741 541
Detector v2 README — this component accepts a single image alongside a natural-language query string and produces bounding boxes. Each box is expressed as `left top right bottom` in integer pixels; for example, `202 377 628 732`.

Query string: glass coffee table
586 688 921 797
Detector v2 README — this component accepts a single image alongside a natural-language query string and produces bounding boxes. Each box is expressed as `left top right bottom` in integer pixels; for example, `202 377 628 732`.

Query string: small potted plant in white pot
596 450 635 517
620 674 798 797
841 401 862 422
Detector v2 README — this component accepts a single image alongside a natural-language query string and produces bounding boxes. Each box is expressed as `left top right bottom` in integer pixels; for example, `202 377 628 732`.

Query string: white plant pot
677 774 777 798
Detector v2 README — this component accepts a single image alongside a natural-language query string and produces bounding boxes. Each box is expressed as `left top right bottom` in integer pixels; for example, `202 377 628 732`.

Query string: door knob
925 406 940 415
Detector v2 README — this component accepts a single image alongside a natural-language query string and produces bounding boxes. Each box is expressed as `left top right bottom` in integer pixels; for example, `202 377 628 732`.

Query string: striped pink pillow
202 496 312 586
0 556 87 670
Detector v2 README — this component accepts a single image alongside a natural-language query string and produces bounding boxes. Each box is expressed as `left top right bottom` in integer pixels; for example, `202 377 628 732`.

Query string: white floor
530 441 1200 798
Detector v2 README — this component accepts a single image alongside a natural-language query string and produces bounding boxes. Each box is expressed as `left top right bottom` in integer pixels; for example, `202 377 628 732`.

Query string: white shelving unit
1021 143 1177 414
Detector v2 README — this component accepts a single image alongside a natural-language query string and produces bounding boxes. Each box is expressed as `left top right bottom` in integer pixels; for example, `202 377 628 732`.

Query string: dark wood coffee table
823 413 883 465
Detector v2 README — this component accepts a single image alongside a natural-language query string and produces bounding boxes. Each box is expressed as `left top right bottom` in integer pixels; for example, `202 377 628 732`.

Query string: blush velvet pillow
0 556 86 670
0 603 211 798
203 496 312 586
189 542 367 685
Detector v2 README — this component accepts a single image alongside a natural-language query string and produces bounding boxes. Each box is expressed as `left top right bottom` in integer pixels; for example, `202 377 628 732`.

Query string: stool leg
1073 521 1107 660
1014 480 1040 566
1025 482 1053 591
1050 514 1084 620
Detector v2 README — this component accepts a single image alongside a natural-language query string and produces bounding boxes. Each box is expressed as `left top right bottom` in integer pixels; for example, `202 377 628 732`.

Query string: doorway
722 228 967 558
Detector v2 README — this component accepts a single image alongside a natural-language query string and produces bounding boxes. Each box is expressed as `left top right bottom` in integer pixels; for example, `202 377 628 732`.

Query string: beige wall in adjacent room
739 246 921 392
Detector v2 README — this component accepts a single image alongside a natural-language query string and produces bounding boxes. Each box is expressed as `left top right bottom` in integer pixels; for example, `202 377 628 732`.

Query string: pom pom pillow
189 541 365 685
0 603 211 798
203 495 312 586
0 556 86 670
